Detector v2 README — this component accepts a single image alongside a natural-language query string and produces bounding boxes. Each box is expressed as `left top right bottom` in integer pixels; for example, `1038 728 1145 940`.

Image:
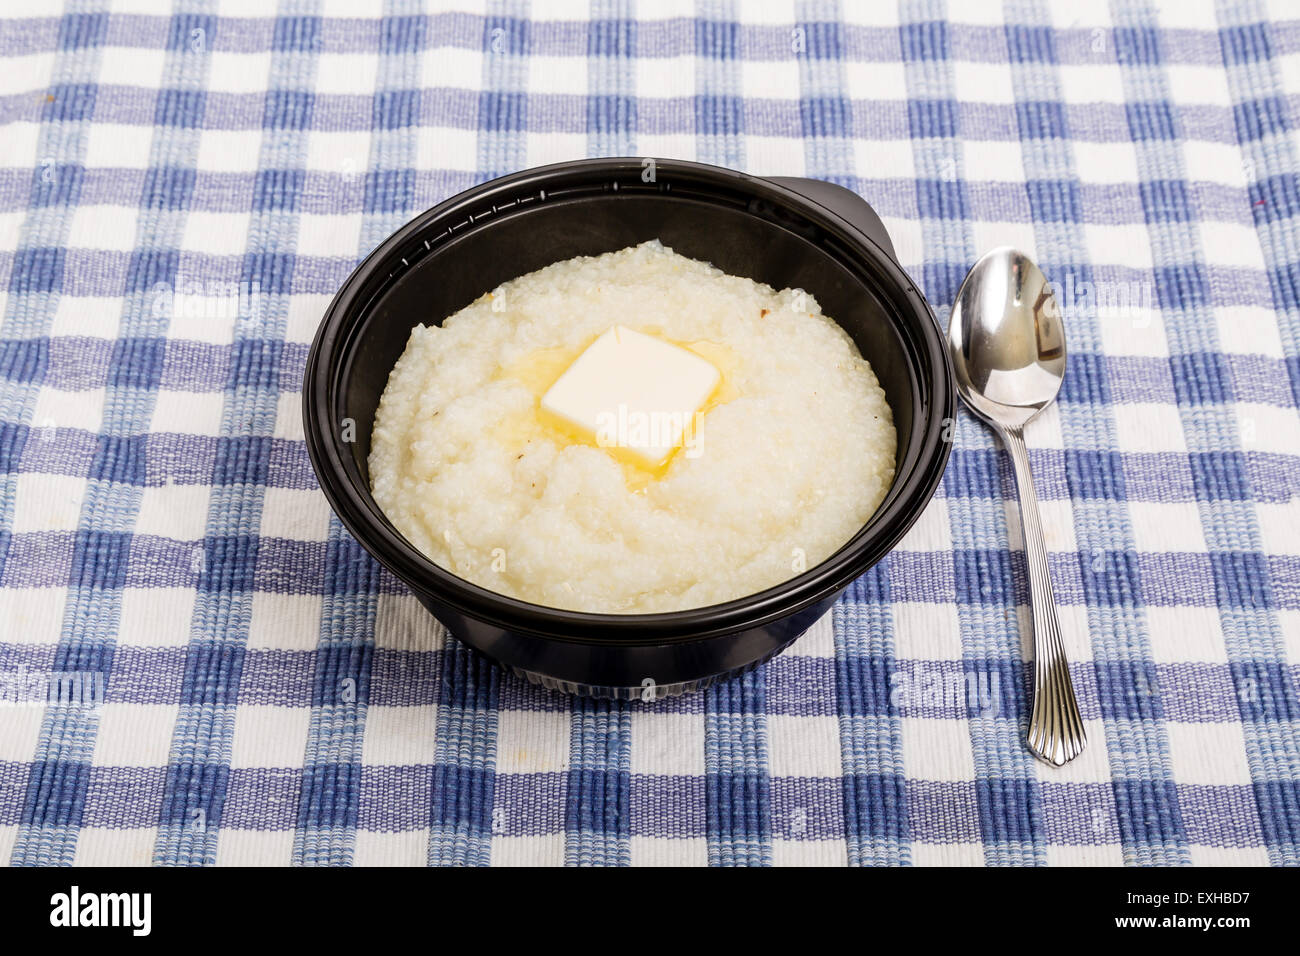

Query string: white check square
767 715 843 778
629 710 703 777
84 123 155 169
68 204 141 253
1057 64 1126 104
196 129 264 174
230 704 313 769
315 52 380 96
181 210 252 257
206 51 274 94
118 587 197 648
952 61 1014 104
92 703 179 766
97 46 166 90
149 388 226 438
135 480 213 542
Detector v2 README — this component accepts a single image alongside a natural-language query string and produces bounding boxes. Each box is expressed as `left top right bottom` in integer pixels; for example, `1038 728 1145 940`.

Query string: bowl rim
303 157 954 645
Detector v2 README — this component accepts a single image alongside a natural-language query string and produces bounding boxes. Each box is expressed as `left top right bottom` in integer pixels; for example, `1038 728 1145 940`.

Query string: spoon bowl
949 247 1066 426
948 246 1086 767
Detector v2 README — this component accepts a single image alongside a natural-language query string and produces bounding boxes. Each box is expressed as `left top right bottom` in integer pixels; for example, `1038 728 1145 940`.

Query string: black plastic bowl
303 158 953 698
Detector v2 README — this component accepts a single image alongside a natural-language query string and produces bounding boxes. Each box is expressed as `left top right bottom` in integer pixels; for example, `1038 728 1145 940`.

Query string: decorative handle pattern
1001 425 1087 767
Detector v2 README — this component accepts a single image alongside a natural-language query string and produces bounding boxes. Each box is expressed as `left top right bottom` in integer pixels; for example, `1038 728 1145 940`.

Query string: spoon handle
1000 424 1087 767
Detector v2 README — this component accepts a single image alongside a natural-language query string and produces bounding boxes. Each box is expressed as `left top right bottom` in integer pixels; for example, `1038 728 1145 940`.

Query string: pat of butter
540 326 720 470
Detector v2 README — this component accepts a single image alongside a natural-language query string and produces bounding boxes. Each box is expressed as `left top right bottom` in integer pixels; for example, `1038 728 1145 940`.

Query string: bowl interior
340 195 924 514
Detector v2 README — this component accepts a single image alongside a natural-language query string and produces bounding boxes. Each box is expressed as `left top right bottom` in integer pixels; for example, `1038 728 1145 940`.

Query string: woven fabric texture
0 0 1298 866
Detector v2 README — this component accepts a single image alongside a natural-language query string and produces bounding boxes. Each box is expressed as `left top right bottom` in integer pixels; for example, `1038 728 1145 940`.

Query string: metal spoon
947 247 1086 767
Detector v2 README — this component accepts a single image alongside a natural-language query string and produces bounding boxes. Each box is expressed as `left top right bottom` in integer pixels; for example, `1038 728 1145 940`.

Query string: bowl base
505 637 799 701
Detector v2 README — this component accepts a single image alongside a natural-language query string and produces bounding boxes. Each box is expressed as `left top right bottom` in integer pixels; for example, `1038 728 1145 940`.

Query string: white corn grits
368 240 896 613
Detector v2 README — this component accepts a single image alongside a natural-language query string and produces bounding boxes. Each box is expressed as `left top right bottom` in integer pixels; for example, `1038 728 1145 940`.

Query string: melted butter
490 329 740 492
499 343 585 395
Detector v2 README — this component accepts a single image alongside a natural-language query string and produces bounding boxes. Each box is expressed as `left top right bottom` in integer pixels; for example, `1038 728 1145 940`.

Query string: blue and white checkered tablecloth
0 0 1297 867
